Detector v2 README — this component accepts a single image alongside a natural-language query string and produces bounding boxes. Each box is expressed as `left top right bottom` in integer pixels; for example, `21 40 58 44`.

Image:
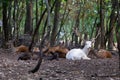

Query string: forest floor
0 48 119 80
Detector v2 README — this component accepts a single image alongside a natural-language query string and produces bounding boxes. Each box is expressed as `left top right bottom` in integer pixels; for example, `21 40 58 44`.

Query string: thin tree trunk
34 0 39 42
50 0 61 46
116 0 120 53
13 0 17 39
29 9 47 51
2 0 9 48
100 0 105 49
94 23 101 49
42 0 56 39
45 0 51 42
36 0 38 26
74 9 80 46
24 0 33 35
108 0 117 50
8 1 12 39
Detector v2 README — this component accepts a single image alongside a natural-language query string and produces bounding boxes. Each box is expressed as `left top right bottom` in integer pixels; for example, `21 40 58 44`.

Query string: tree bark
34 0 39 42
29 9 47 51
42 0 56 39
2 0 9 48
45 0 51 42
116 0 120 53
50 0 61 46
100 0 105 49
94 23 101 49
24 0 33 35
108 0 117 50
8 1 12 39
74 9 80 46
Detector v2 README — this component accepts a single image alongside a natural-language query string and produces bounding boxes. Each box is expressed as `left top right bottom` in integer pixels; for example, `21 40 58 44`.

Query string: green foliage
1 0 118 42
62 0 67 2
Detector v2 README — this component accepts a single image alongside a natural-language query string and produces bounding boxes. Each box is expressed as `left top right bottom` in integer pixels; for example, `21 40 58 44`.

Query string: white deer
66 30 100 60
66 41 92 60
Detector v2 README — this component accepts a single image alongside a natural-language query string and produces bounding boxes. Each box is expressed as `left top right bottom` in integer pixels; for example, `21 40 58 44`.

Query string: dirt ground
0 48 119 80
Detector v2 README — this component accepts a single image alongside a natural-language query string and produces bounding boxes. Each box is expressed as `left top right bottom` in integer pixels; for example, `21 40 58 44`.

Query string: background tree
0 0 119 52
116 0 120 53
2 0 9 48
100 0 105 49
24 0 33 35
50 0 61 46
107 0 117 50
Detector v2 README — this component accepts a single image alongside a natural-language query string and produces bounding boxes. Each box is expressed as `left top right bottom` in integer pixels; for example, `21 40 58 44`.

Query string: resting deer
66 27 100 60
6 41 31 60
6 41 28 54
66 41 92 60
94 49 112 58
43 45 69 60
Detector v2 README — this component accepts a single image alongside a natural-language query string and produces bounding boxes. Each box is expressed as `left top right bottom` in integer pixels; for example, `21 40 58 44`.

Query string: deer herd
7 38 116 73
13 39 113 61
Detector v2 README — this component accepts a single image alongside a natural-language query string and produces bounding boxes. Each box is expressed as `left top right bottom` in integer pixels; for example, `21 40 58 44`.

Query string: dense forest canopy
0 0 120 52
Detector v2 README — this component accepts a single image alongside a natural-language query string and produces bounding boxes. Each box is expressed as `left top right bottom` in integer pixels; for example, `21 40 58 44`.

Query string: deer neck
82 46 89 55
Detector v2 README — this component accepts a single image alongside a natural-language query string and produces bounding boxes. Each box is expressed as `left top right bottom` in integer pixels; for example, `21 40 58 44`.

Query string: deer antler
91 30 101 42
95 30 100 39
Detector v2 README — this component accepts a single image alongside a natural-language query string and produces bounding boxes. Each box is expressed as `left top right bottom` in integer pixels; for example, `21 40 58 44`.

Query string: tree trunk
34 0 39 42
42 0 56 39
8 1 12 39
75 9 80 46
100 0 105 49
94 23 101 49
29 9 47 51
2 0 9 48
50 0 61 46
24 0 33 35
13 0 17 40
116 0 120 53
108 0 117 50
45 0 51 42
116 27 120 53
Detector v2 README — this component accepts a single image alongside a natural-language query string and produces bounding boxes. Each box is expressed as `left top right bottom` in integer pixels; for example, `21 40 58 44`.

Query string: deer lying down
43 45 69 60
96 49 112 58
66 41 92 60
